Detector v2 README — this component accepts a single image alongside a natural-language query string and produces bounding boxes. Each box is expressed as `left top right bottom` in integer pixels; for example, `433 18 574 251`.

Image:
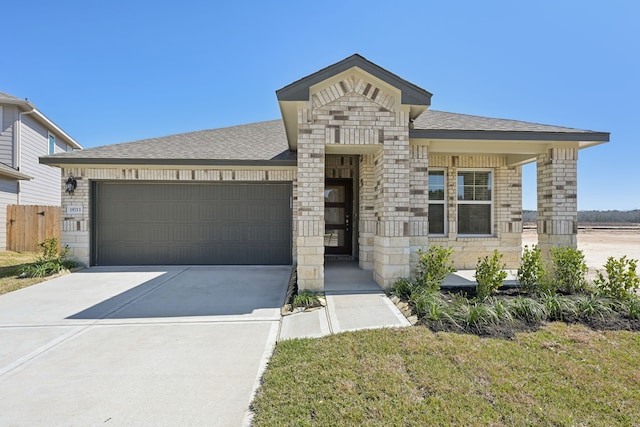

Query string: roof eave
39 157 297 168
30 109 83 150
409 129 610 143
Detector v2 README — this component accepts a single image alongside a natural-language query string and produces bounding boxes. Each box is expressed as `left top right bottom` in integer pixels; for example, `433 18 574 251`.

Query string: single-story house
40 54 609 290
1 92 82 250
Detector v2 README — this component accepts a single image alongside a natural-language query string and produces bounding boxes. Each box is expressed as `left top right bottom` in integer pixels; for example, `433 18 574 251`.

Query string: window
428 169 446 234
48 133 56 155
457 170 492 235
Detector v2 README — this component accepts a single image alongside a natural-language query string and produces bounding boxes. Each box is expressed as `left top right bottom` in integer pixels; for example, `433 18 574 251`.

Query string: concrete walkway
279 262 411 340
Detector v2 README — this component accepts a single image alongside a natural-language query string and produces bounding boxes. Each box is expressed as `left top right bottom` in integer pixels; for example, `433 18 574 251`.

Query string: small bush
392 278 416 300
626 296 640 320
487 297 514 324
292 290 320 309
551 246 588 294
475 250 507 301
20 238 75 278
415 246 456 292
539 292 576 321
517 245 547 294
594 256 640 300
412 290 455 324
511 296 547 323
575 294 614 319
453 300 500 328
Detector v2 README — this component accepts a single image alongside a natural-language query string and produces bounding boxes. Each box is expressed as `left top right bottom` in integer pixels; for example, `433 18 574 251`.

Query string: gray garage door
92 182 292 265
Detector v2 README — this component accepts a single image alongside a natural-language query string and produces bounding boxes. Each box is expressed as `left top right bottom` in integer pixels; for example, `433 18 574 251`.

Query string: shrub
539 292 576 321
487 297 514 323
412 290 455 323
453 300 500 328
475 250 507 301
626 296 640 320
511 296 547 323
20 238 75 278
575 294 614 319
594 256 640 300
292 289 320 309
415 246 456 292
392 278 416 300
551 246 588 294
517 245 547 294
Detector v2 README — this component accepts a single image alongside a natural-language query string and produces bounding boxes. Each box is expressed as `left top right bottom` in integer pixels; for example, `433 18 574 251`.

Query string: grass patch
252 325 640 426
0 251 46 295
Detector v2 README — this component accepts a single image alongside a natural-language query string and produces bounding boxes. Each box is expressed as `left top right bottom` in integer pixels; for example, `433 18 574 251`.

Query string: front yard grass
0 251 44 295
252 324 640 426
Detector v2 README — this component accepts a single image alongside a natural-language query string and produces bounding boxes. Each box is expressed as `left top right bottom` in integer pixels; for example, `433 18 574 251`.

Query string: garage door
92 182 292 265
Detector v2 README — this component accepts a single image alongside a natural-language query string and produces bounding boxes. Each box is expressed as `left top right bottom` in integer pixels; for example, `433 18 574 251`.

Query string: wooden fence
6 205 61 252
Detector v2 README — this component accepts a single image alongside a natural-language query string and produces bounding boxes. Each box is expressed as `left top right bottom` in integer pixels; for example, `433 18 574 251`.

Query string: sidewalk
278 262 411 340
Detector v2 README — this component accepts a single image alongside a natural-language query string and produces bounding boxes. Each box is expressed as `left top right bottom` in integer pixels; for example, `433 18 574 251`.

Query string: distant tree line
523 210 640 224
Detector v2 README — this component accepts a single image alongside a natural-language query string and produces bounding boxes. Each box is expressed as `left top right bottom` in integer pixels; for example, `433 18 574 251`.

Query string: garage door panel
94 182 292 265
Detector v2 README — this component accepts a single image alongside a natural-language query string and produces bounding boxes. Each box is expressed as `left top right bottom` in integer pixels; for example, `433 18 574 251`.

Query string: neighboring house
0 92 82 250
40 55 609 290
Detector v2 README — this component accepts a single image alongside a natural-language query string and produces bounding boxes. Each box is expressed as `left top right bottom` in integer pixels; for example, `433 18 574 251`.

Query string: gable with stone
41 54 609 290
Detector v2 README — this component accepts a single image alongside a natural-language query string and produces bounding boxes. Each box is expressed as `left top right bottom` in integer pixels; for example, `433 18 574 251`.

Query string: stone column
296 109 325 291
373 121 411 288
409 144 429 273
358 154 375 270
536 147 578 260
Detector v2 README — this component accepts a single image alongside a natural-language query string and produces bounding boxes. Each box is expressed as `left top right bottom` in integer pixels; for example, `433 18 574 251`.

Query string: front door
324 179 352 255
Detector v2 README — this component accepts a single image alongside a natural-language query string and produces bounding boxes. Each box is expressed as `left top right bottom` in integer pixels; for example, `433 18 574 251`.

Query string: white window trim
456 168 494 237
428 168 447 236
48 132 55 155
0 106 3 130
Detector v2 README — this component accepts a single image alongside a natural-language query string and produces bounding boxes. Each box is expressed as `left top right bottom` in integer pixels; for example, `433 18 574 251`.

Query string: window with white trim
48 133 55 155
457 170 493 235
428 169 446 235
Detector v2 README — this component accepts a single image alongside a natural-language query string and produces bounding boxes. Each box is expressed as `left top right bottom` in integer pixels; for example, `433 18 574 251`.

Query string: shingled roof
411 110 609 142
40 110 608 166
41 119 294 166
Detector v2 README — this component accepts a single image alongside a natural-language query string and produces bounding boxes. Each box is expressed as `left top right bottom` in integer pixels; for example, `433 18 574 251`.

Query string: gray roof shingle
413 110 592 133
44 119 294 164
41 110 607 165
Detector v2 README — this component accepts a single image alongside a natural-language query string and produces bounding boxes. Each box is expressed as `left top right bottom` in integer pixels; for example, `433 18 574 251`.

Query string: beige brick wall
537 147 578 259
297 74 413 289
426 154 523 270
60 166 296 267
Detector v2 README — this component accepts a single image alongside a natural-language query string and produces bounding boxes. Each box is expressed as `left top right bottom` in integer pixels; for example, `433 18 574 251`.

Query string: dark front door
324 179 352 255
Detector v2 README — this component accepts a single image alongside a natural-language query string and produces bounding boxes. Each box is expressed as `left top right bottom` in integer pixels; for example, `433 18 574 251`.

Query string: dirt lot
522 229 640 278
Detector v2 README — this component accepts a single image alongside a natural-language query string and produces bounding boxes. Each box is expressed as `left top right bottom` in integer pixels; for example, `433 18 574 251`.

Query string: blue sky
2 1 638 210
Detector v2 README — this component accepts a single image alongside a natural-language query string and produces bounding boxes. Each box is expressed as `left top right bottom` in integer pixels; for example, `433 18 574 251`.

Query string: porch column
409 144 429 273
296 111 325 291
358 154 375 270
373 123 411 288
536 147 578 260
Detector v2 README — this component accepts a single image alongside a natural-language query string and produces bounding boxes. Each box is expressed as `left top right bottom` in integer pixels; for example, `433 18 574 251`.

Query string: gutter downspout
16 106 35 204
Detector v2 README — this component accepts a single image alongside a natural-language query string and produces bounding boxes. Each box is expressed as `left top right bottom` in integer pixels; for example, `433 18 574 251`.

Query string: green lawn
252 324 640 426
0 251 44 295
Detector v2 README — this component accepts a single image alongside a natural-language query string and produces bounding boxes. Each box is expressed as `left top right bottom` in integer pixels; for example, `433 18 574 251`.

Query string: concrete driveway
0 266 290 426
